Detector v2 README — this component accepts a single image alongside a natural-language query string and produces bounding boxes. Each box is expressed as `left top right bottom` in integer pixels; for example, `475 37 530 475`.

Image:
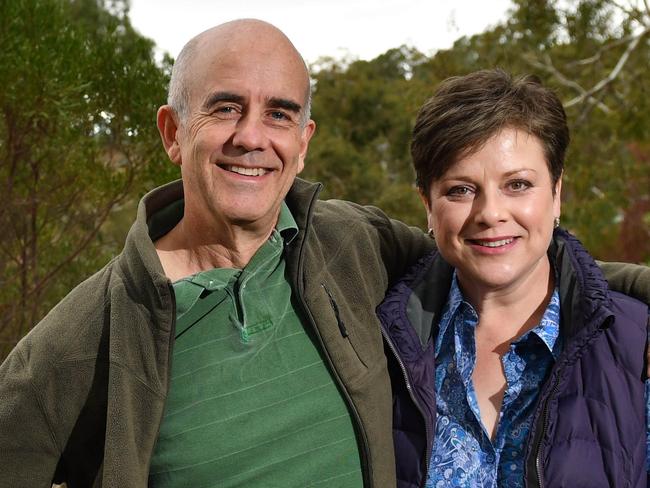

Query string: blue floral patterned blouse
426 275 560 488
426 273 650 488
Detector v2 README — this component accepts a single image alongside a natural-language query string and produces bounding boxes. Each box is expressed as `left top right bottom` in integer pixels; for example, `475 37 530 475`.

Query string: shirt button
486 454 495 464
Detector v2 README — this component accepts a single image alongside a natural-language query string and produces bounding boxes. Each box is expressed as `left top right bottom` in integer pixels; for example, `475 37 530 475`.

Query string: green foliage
2 0 649 360
305 0 650 261
304 46 429 226
0 0 173 357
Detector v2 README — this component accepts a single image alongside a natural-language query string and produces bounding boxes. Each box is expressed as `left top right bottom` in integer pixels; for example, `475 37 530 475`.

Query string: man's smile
221 164 271 177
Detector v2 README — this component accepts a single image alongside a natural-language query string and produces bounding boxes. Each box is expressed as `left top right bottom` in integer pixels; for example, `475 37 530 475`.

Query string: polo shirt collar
277 201 298 244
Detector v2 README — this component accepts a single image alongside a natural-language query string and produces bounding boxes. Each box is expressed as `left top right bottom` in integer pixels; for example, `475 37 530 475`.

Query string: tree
4 0 648 360
0 0 174 358
517 0 650 260
304 46 430 227
306 0 650 262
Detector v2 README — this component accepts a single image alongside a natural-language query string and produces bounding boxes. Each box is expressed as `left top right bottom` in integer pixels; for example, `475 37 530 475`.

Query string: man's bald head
167 19 312 125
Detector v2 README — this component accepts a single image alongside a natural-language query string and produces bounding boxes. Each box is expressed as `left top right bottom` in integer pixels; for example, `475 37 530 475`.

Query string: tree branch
610 0 646 24
0 193 124 335
565 26 649 108
565 31 641 68
523 53 612 113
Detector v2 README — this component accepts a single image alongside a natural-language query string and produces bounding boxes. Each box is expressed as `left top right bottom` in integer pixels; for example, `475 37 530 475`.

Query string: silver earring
427 228 435 239
554 217 560 229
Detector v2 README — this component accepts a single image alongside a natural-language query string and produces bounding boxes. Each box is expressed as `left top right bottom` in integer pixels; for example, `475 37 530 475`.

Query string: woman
377 69 649 487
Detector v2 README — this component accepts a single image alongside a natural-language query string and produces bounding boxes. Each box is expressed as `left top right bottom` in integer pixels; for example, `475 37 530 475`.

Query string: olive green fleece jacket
0 178 434 488
1 178 649 488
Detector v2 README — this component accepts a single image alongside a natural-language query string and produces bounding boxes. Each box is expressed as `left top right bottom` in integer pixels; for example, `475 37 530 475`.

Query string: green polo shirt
149 203 363 487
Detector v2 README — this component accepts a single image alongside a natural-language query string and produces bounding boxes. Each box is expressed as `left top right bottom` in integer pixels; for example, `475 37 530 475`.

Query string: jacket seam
56 356 165 399
17 348 62 454
547 436 630 457
108 360 166 399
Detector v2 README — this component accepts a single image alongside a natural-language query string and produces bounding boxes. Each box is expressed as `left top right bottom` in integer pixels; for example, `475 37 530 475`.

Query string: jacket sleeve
600 262 650 381
349 203 437 286
646 366 650 474
600 261 650 305
0 345 61 486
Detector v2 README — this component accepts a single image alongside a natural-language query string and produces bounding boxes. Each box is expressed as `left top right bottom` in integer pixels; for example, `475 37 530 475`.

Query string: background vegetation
1 0 649 359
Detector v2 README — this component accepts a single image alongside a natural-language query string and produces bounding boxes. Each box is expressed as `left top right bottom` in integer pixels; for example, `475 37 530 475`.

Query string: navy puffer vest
377 229 649 488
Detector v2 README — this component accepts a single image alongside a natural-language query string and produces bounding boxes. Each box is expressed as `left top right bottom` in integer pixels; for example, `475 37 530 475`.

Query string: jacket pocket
320 282 378 372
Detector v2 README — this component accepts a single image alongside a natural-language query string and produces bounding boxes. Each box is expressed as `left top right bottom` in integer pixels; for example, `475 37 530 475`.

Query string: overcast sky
129 0 514 63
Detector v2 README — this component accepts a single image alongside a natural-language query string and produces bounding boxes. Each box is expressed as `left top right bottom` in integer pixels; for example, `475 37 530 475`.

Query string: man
0 19 430 487
0 19 648 488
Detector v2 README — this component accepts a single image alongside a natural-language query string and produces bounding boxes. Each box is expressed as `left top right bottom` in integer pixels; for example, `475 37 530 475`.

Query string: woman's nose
472 190 508 226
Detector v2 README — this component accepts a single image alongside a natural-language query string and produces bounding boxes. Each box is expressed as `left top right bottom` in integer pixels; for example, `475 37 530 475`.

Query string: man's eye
270 111 289 120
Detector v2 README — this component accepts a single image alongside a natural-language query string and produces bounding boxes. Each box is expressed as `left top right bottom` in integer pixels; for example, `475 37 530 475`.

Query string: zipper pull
321 283 348 338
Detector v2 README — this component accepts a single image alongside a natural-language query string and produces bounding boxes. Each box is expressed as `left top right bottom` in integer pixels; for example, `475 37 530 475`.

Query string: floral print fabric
426 273 561 488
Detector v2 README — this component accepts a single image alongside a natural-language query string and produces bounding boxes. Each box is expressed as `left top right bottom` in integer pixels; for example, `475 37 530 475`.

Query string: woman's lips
466 236 518 253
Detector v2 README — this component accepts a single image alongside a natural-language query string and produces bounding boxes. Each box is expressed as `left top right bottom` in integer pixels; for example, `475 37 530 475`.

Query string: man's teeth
476 238 513 247
224 165 268 176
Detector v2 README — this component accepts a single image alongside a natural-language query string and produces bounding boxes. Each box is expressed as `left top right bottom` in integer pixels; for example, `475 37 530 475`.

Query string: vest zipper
530 316 612 487
532 371 561 488
381 328 432 488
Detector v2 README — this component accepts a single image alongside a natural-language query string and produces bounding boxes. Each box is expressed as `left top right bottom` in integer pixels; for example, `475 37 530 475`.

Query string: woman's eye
508 180 531 191
447 186 473 197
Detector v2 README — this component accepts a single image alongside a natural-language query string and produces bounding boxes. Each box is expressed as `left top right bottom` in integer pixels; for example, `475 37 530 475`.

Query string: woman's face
423 127 562 295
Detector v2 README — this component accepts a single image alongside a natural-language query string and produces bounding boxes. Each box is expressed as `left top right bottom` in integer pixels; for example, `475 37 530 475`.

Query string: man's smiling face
169 24 315 231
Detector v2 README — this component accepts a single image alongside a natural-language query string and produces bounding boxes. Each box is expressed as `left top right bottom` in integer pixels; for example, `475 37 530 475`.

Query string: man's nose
232 113 268 151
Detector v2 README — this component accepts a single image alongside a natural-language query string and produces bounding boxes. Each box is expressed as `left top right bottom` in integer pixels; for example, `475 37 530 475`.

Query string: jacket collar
386 228 614 350
284 177 323 232
115 180 183 331
551 228 613 342
114 178 323 328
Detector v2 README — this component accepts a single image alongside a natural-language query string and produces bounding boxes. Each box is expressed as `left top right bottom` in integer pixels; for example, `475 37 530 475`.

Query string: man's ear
157 105 182 165
296 119 316 174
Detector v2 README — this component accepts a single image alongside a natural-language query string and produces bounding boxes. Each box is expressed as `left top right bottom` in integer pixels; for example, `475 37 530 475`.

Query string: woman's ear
553 171 563 220
418 188 434 232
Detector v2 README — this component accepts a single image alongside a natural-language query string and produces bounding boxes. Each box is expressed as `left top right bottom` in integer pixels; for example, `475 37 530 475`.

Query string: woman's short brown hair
411 69 569 195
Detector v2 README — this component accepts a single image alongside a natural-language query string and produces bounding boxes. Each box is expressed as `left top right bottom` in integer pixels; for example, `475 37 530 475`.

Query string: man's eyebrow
201 91 245 111
268 97 302 113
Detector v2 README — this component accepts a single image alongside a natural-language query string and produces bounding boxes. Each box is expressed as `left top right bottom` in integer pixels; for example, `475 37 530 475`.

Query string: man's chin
220 205 282 230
